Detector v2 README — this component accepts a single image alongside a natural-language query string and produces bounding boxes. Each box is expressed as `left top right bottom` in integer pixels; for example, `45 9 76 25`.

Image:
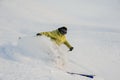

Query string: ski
67 72 95 79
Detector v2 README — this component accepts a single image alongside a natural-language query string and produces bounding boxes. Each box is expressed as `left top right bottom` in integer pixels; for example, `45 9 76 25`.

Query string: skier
36 26 74 51
36 26 73 68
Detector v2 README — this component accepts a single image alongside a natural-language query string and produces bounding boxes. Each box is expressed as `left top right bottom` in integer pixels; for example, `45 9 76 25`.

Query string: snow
0 0 120 80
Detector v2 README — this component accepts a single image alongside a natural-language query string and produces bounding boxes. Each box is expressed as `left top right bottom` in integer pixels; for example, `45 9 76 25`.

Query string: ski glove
69 47 74 51
36 33 42 36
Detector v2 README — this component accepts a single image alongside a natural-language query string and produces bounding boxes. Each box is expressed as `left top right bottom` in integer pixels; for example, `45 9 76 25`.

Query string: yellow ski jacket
39 30 72 49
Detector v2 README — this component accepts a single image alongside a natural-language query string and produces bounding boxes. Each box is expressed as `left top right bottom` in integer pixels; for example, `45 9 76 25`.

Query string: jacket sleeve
40 32 56 39
64 40 72 49
40 32 51 37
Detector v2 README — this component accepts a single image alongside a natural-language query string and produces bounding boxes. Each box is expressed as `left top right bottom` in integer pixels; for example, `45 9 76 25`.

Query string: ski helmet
58 26 67 35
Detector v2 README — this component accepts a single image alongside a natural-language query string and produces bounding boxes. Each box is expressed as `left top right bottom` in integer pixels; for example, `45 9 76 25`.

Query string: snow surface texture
0 0 120 80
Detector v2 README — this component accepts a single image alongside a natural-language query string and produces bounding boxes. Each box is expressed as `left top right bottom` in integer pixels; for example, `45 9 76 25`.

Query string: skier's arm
36 31 51 37
37 32 56 40
64 40 73 51
40 32 51 37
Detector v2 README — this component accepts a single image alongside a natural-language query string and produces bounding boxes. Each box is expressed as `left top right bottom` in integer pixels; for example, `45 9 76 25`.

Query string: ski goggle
59 29 67 35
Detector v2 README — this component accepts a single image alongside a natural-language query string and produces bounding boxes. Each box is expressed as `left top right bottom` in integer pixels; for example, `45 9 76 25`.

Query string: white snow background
0 0 120 80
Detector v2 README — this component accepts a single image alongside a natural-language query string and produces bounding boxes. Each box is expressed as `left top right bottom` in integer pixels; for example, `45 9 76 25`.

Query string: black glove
69 47 74 51
36 33 42 36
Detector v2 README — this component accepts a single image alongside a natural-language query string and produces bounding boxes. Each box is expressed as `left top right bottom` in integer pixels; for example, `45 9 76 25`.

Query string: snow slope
0 29 104 80
0 0 120 80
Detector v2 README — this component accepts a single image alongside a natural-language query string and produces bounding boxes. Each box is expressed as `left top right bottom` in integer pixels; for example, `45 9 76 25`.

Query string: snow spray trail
17 36 61 64
17 36 71 69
